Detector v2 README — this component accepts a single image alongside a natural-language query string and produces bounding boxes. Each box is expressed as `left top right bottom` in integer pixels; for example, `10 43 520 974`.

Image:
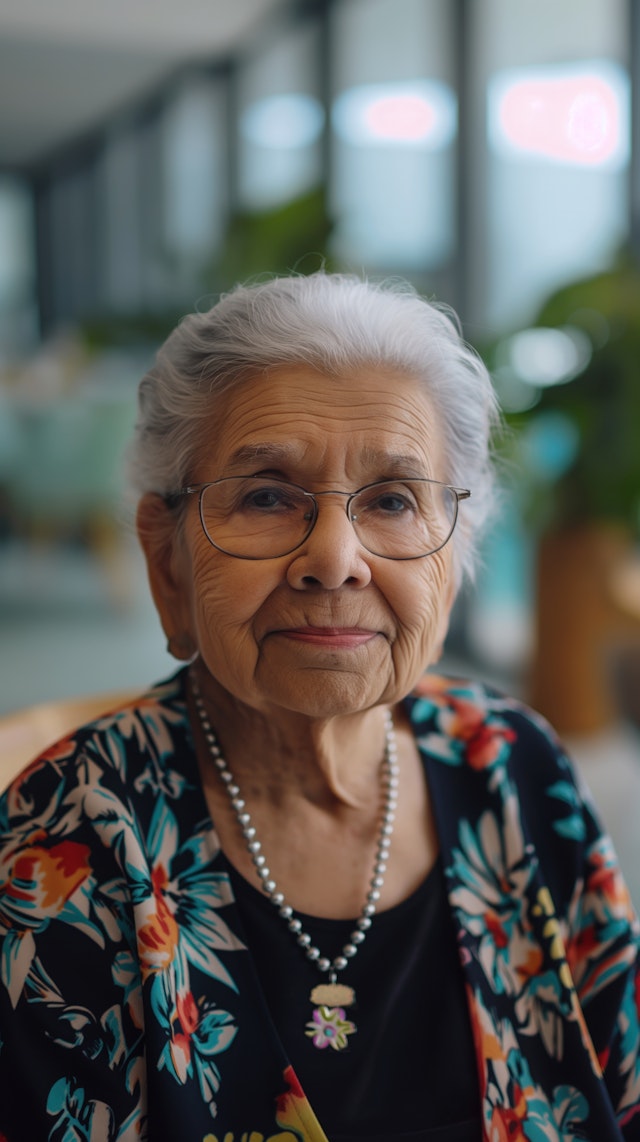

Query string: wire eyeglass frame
169 475 471 561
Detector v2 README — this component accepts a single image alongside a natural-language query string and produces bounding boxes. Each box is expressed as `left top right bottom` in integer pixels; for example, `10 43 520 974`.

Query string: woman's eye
242 486 296 511
370 493 414 514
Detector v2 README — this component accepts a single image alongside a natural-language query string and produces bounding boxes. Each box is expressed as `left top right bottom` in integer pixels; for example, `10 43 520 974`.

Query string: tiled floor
1 537 639 907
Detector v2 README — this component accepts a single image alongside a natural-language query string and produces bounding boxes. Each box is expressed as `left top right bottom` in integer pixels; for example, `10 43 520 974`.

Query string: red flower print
566 923 600 980
448 699 516 770
277 1065 305 1110
171 990 199 1068
489 1106 528 1140
137 864 179 975
7 840 91 918
167 989 199 1082
485 909 509 949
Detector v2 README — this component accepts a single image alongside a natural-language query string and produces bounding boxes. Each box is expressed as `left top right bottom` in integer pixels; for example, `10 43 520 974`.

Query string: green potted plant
489 258 640 734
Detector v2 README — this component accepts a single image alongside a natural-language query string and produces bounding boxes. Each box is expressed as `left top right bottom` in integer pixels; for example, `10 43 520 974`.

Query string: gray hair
129 272 500 582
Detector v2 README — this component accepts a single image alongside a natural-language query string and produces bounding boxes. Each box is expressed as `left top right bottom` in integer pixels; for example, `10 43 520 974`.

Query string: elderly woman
0 273 639 1142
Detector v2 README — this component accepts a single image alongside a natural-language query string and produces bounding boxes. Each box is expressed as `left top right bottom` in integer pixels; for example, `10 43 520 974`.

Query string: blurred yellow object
0 690 137 792
610 555 640 623
530 526 640 735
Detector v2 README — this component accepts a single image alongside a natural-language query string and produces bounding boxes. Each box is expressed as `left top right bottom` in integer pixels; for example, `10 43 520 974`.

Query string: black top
228 856 481 1142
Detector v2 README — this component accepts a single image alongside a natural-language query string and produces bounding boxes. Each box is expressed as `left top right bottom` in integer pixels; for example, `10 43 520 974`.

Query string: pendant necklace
190 671 399 1052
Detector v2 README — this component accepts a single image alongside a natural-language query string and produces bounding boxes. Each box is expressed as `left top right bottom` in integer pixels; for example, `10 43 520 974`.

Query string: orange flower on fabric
137 864 180 977
7 840 91 918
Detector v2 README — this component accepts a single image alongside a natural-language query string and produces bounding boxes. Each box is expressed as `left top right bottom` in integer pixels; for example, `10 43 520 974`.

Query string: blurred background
0 0 639 891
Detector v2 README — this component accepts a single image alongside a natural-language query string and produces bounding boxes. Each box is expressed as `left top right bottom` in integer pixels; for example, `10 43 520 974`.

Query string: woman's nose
286 501 372 590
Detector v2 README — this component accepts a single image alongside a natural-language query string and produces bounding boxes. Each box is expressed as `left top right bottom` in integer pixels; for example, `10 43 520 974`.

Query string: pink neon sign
498 73 621 165
364 94 437 142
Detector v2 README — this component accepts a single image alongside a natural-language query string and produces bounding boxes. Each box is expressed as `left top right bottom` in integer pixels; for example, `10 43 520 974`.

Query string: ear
136 493 193 649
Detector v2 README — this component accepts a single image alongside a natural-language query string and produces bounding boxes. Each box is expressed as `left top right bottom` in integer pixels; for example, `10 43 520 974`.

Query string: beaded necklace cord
190 670 399 1051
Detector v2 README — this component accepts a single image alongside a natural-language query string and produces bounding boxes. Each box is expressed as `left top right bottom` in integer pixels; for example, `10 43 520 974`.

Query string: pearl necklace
190 671 399 1052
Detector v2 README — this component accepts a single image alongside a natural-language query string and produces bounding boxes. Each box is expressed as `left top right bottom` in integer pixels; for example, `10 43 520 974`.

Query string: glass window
237 19 324 210
100 126 145 314
0 177 37 356
329 0 456 274
473 0 629 332
162 76 229 291
46 162 101 326
136 110 168 313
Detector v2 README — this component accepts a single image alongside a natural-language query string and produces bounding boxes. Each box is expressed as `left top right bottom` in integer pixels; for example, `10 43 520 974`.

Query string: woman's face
142 365 457 719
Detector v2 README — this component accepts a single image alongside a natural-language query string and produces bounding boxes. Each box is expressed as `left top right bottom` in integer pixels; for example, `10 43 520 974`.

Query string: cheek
186 548 279 666
385 553 453 676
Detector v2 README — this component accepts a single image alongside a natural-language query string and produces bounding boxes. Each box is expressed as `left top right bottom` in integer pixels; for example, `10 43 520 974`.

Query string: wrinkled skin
139 364 456 727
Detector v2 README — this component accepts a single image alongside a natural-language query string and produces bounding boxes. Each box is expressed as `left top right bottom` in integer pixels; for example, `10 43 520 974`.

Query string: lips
276 626 379 648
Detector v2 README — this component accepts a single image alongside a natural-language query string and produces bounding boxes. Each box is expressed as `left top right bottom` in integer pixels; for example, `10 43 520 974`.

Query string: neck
188 661 390 812
188 662 438 921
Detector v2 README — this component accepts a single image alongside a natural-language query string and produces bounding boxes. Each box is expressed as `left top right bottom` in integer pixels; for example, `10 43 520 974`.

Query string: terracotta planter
529 525 637 736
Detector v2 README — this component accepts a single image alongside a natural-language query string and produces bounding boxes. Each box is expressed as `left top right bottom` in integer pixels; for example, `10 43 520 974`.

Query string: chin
262 671 388 720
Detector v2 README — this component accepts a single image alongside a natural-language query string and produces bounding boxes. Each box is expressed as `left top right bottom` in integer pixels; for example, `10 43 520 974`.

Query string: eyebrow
226 442 429 476
227 443 299 467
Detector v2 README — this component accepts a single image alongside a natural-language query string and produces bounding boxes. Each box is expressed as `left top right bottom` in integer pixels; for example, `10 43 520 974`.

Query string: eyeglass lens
198 477 459 559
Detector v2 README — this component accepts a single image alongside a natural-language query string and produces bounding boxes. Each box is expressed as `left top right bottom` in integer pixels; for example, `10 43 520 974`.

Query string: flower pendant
305 1005 356 1051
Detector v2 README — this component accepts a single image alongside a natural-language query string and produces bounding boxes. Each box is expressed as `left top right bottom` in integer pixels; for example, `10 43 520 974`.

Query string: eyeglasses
170 476 470 561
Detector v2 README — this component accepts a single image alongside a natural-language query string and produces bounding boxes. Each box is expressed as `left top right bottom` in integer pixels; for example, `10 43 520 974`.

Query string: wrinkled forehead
190 363 445 483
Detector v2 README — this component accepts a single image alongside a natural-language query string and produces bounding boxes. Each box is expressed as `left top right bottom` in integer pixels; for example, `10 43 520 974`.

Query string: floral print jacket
0 669 639 1142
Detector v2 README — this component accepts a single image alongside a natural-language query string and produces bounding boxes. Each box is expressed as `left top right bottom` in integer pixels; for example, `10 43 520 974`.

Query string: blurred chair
0 689 137 792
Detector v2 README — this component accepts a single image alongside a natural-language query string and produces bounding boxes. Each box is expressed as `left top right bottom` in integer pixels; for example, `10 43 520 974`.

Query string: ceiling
0 0 287 170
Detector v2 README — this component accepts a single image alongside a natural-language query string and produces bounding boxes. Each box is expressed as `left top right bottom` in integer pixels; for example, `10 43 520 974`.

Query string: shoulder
0 669 191 836
408 673 577 832
0 668 202 976
406 673 619 914
405 671 566 779
405 671 588 827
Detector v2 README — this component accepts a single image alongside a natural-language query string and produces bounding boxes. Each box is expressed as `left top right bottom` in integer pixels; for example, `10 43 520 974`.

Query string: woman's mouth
277 627 379 648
